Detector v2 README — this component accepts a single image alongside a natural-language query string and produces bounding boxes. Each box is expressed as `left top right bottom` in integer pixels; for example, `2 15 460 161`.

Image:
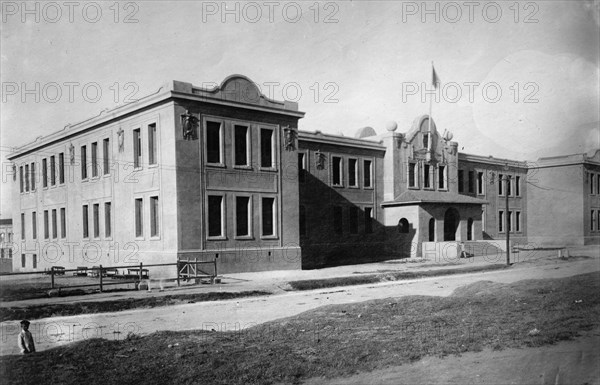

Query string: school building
7 75 600 274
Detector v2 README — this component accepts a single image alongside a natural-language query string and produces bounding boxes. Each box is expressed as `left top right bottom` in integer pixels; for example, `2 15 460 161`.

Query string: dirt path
303 330 600 385
1 257 598 356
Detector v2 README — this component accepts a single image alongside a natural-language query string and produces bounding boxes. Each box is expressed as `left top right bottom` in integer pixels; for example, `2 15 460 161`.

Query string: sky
1 0 599 217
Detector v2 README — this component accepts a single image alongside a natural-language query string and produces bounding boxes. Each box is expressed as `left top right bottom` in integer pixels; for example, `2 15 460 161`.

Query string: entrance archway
444 208 460 241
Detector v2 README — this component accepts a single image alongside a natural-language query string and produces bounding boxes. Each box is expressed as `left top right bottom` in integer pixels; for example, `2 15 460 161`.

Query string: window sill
206 163 226 168
348 185 359 189
332 184 344 188
149 236 161 240
259 167 278 172
260 235 278 240
363 186 374 190
207 236 227 241
234 235 254 240
234 165 253 170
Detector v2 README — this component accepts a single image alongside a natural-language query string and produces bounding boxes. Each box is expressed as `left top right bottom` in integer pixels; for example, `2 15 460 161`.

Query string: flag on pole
432 64 440 89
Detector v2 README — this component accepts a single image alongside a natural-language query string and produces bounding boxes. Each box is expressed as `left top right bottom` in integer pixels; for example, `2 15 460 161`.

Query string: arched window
467 218 473 241
398 218 409 234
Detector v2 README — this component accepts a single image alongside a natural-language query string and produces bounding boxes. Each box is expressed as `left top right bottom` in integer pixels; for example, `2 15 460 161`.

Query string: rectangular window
104 203 111 238
298 153 306 183
597 175 600 195
477 172 484 195
458 170 464 193
235 196 250 237
468 171 474 193
498 174 503 195
135 198 143 237
81 145 87 179
148 123 157 165
52 209 57 239
208 195 223 237
103 138 110 175
333 206 343 235
133 129 141 168
150 196 159 237
598 210 600 231
42 159 47 187
60 208 66 238
30 163 35 191
19 166 24 193
365 207 373 234
438 165 446 190
44 210 49 239
408 162 417 188
24 164 29 192
234 125 249 166
260 128 274 168
299 205 306 237
498 210 504 232
591 210 596 231
50 155 56 185
348 206 358 234
82 205 89 238
21 254 25 268
31 212 36 240
508 211 513 233
515 176 520 196
59 153 65 183
206 121 222 164
591 174 595 194
93 203 100 238
516 211 521 232
261 197 276 237
348 159 358 187
364 160 372 188
507 176 512 196
21 213 25 240
91 142 98 177
424 164 431 189
32 254 37 269
332 156 343 186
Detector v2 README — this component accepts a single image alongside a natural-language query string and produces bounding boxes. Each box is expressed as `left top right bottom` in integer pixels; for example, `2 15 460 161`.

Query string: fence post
139 262 143 281
51 266 55 289
214 254 218 280
176 259 180 287
195 257 198 279
99 264 103 292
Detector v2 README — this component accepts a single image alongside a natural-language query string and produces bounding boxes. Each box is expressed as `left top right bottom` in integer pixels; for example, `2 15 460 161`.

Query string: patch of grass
0 291 270 322
289 263 509 291
2 272 598 385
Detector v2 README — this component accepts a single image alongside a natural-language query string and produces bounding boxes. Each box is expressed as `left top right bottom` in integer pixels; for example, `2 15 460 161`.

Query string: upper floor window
298 152 306 183
59 153 65 183
408 162 417 188
81 145 88 180
423 164 432 189
364 159 372 188
24 164 29 192
19 166 24 193
50 155 56 185
468 170 474 193
103 138 110 175
42 159 47 187
348 158 358 187
234 125 250 167
477 172 484 195
148 123 157 165
20 213 25 240
458 170 464 193
133 129 142 168
332 156 343 186
507 175 512 196
515 176 520 196
260 128 275 168
422 133 429 149
30 162 35 191
438 165 446 190
498 173 503 195
206 121 222 165
91 143 98 177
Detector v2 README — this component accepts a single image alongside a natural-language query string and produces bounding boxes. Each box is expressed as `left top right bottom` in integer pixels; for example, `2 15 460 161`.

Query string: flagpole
428 61 433 152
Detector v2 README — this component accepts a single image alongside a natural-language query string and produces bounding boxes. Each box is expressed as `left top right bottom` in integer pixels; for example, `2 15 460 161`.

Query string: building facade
0 219 13 273
7 75 600 274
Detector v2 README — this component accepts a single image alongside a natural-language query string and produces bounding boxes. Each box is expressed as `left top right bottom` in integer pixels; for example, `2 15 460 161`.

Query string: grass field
1 271 598 385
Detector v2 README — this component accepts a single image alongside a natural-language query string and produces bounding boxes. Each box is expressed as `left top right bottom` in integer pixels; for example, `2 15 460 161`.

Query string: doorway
444 208 460 241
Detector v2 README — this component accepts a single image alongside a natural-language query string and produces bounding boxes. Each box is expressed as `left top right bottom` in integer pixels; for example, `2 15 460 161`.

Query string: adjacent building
7 74 600 274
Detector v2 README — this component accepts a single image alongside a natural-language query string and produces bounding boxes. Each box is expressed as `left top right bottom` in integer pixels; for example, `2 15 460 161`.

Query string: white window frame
205 119 225 167
259 126 277 170
233 123 252 168
260 195 278 239
477 171 485 195
206 194 226 240
134 197 144 239
348 157 359 188
408 161 419 189
423 163 433 190
331 155 344 187
133 127 142 169
234 194 253 239
149 195 160 239
363 158 373 189
148 122 158 167
298 151 307 183
438 164 448 191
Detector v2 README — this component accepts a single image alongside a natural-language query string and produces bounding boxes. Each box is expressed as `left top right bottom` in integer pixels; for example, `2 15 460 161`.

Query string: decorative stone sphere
385 121 398 132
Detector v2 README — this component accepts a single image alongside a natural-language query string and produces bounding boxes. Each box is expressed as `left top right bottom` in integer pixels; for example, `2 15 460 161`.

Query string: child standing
18 320 35 354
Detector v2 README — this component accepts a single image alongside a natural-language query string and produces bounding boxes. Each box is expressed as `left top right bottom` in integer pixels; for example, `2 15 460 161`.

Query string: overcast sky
1 0 599 217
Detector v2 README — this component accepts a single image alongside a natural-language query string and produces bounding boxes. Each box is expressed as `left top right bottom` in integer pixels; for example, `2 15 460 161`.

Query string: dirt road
1 257 598 356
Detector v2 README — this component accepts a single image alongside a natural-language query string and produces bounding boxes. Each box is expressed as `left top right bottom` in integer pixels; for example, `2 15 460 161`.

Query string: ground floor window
208 195 224 238
261 197 276 237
